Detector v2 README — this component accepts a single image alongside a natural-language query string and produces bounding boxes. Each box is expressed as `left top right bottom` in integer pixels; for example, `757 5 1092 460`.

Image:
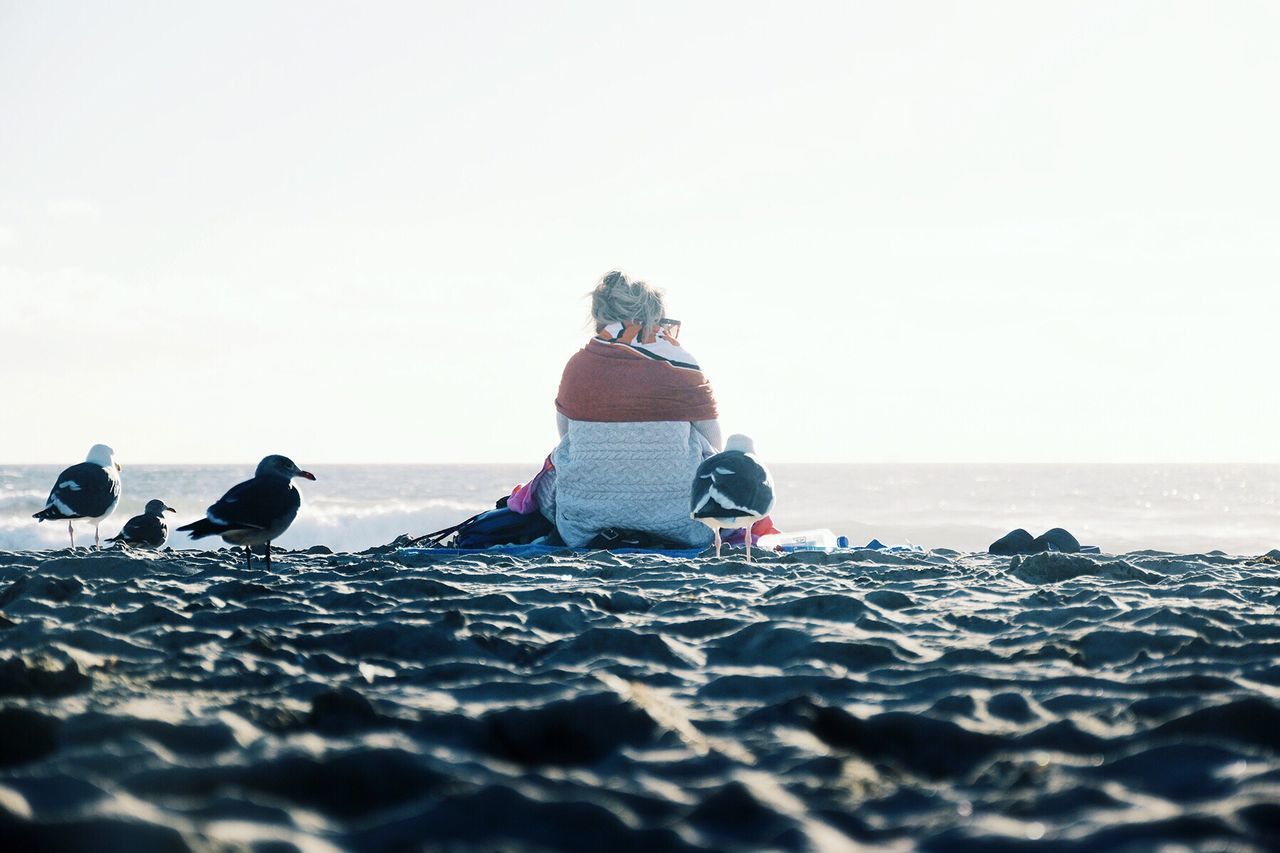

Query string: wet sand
1 545 1279 850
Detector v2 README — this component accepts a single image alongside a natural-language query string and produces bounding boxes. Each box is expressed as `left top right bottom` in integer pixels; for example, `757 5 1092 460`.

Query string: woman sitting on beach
534 271 721 548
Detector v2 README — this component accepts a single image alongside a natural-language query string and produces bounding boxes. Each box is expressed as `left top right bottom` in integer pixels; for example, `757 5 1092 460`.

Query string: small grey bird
691 434 775 561
178 455 316 569
33 444 122 548
108 499 177 549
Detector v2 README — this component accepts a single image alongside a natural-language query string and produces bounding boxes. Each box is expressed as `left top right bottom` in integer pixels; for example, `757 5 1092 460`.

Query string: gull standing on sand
32 444 122 548
108 499 177 549
178 455 315 569
690 434 775 561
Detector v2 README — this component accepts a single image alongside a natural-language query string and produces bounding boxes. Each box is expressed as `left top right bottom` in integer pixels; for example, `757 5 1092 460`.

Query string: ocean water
3 463 1278 555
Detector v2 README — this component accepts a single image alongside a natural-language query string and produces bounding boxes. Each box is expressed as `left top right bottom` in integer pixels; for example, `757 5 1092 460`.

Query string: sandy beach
2 543 1278 850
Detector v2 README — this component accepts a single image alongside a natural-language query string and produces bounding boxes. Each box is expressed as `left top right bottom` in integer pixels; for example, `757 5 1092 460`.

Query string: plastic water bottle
757 529 839 553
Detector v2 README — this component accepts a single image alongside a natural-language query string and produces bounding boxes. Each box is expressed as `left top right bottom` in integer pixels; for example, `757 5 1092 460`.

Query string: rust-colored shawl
555 324 718 423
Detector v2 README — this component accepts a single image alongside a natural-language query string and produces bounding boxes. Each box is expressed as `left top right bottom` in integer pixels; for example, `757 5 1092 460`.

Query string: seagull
177 455 315 569
107 499 176 550
32 444 122 548
690 434 775 561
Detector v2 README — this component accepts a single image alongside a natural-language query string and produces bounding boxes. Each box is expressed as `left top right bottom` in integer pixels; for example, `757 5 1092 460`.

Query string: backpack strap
404 520 467 548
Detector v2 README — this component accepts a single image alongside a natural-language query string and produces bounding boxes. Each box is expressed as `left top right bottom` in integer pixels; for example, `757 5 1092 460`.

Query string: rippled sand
1 545 1279 851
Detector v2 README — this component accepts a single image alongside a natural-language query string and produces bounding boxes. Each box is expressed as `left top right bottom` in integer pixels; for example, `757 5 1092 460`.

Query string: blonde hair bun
590 270 666 332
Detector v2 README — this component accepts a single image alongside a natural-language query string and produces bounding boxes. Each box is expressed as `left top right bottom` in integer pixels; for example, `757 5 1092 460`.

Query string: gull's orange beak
116 462 122 471
165 506 176 513
298 470 316 481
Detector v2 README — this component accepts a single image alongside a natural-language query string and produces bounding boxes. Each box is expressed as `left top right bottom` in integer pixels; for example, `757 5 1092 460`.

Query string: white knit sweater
537 419 717 548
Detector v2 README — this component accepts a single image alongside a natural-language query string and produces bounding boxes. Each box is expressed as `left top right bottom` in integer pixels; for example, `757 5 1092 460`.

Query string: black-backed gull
108 499 176 549
690 434 775 561
33 443 122 548
178 454 315 569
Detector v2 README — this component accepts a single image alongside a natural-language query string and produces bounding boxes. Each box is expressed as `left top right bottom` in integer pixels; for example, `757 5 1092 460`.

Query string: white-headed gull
33 444 122 548
690 434 775 561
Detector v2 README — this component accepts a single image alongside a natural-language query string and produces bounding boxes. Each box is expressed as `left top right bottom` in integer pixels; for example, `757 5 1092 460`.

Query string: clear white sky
1 1 1278 464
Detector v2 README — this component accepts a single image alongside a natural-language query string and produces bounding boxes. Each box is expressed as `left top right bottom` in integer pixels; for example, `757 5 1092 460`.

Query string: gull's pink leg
745 526 752 563
715 529 721 558
68 521 74 549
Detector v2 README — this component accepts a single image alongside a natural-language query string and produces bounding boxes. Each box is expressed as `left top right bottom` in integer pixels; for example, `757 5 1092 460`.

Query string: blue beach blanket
400 544 704 559
399 538 920 560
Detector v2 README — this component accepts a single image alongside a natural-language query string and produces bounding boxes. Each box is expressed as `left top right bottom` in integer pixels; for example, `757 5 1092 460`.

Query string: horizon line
7 460 1280 467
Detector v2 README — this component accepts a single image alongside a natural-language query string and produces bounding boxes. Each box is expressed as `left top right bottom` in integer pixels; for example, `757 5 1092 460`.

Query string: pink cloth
509 457 553 514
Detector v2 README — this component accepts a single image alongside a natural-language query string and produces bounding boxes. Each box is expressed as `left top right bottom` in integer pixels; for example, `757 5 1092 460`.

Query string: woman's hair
589 270 666 333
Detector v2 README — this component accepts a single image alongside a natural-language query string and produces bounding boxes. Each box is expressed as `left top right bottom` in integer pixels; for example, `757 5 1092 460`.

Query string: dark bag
412 497 555 549
454 506 554 548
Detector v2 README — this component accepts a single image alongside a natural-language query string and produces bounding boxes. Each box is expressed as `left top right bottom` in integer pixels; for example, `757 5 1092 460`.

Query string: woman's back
546 420 714 547
537 271 721 548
